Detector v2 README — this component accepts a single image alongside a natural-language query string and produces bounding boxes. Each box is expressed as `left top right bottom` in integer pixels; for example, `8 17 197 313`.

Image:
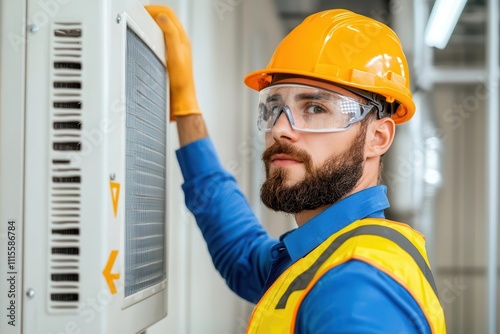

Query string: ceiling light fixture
424 0 467 49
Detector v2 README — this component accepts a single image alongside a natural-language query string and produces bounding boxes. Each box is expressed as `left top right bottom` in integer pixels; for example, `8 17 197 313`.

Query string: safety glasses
257 84 377 133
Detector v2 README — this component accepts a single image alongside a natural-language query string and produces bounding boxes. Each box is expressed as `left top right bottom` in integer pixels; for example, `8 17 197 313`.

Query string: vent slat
54 82 81 89
52 159 70 164
54 121 81 130
52 169 81 173
52 207 80 211
54 47 82 51
53 134 80 139
53 114 82 119
51 214 80 218
55 41 81 45
51 194 80 198
53 101 81 109
54 29 81 37
54 73 82 78
52 238 80 244
53 53 82 58
52 247 79 255
51 266 79 270
51 284 80 290
50 305 79 310
52 228 79 235
52 176 81 183
51 258 79 262
53 142 81 151
51 293 79 302
54 62 81 69
53 93 81 97
52 200 80 204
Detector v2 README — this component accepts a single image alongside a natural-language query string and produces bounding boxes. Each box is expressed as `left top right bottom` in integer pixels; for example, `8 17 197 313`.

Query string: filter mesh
124 27 167 297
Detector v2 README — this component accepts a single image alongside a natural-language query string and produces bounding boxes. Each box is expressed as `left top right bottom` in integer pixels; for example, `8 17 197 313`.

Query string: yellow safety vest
246 218 446 334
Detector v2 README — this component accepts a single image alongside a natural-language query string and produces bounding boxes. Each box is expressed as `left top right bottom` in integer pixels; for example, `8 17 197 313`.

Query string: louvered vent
124 28 167 298
48 22 83 312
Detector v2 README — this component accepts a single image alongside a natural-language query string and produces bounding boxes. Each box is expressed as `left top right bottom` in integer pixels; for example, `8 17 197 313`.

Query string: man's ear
365 117 396 159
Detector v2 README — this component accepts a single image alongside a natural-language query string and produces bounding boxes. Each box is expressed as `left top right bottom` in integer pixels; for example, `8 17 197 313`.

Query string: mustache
262 141 312 172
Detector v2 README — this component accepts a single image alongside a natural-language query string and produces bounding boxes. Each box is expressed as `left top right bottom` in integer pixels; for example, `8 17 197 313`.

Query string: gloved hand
146 5 201 121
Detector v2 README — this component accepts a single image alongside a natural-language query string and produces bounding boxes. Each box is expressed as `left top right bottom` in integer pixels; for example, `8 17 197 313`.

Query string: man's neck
294 205 330 226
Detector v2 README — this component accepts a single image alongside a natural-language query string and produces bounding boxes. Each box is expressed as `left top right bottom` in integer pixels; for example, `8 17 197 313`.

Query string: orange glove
146 5 201 121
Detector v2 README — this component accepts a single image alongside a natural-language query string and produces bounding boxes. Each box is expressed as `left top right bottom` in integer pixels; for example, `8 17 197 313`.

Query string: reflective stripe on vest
246 218 446 334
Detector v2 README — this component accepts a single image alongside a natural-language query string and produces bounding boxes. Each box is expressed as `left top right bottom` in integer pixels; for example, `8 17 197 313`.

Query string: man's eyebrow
266 94 283 103
295 92 331 101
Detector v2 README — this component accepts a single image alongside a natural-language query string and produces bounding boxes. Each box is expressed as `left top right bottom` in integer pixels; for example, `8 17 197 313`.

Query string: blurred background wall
146 0 500 333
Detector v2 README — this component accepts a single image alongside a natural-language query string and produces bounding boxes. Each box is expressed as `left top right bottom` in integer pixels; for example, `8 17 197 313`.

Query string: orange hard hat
244 9 415 124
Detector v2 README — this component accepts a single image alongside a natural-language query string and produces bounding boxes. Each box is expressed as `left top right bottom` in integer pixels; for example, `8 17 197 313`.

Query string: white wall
145 0 286 333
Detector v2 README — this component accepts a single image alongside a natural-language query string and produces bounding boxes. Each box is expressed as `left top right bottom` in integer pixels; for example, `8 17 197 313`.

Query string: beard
260 131 366 214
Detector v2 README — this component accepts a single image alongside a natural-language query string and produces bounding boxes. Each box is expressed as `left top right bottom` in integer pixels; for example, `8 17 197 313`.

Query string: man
146 5 446 333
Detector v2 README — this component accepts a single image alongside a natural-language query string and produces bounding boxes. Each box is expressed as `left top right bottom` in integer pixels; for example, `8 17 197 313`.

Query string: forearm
176 114 208 147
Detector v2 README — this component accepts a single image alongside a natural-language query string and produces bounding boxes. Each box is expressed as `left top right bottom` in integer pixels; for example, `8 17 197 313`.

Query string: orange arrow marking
109 181 120 217
103 250 120 294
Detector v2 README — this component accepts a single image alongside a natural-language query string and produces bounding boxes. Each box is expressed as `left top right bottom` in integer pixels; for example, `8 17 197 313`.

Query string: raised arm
145 5 278 302
145 5 207 146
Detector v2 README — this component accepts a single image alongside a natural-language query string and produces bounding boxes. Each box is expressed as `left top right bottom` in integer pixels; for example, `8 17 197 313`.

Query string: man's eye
305 105 326 114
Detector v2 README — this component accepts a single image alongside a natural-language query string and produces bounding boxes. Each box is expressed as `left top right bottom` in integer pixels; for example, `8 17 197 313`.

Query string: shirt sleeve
176 138 278 303
295 260 431 334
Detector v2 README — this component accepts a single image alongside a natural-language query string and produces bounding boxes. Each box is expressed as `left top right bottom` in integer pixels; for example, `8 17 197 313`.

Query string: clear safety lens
257 84 375 133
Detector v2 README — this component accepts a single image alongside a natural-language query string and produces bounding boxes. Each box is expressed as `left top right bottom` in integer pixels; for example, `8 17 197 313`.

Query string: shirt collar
282 185 390 262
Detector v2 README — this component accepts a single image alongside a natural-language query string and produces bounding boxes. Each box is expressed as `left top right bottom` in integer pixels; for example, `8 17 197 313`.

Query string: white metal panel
0 0 26 333
16 0 168 332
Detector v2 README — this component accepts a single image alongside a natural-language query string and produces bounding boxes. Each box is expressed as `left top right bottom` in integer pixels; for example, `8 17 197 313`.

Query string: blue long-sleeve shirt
176 137 431 334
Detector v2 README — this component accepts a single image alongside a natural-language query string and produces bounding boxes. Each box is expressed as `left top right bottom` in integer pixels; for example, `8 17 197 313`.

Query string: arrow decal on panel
109 181 120 217
103 250 120 294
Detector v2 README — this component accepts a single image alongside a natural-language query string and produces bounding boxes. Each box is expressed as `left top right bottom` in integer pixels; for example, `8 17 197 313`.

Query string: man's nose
271 107 299 141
